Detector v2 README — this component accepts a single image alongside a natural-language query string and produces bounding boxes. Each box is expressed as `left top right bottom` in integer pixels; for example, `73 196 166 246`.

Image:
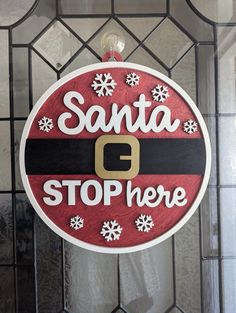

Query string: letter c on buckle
95 135 140 179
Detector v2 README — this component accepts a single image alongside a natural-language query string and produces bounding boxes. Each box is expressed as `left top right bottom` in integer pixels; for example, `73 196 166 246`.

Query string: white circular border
20 62 211 254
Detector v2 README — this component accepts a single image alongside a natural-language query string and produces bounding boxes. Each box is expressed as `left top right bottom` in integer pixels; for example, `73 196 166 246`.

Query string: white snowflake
70 215 84 230
100 220 123 241
38 116 54 132
183 119 198 135
151 84 170 103
126 72 140 87
91 73 117 97
135 214 154 233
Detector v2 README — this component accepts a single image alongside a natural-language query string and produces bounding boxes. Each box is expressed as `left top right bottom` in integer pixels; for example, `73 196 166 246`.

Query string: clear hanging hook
101 31 125 61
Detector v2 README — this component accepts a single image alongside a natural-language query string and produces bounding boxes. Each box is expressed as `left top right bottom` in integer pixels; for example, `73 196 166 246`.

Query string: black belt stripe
25 138 206 175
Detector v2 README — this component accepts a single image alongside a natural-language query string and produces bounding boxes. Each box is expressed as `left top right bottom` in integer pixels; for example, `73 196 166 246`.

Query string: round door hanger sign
20 62 211 253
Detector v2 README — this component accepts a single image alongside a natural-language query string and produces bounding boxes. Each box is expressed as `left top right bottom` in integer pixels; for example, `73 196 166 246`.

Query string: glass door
0 1 235 312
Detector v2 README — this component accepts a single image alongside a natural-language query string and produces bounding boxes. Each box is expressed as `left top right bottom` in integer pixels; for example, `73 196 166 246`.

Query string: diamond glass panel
126 47 168 74
33 20 82 70
145 18 193 68
61 48 99 76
